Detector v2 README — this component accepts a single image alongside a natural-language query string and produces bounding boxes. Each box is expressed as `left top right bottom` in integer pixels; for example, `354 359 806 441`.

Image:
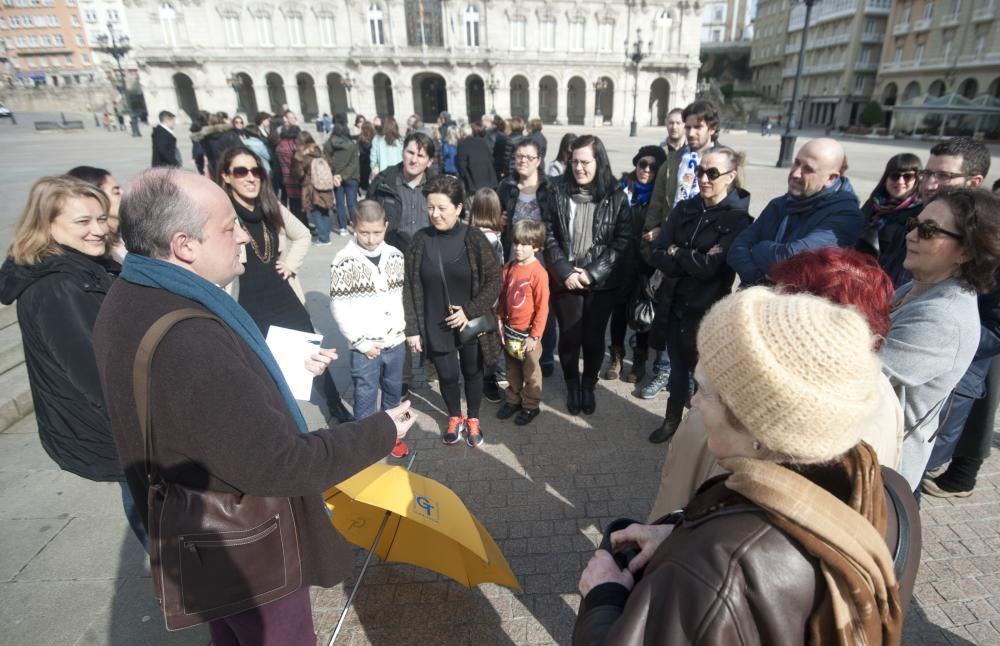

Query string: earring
752 440 761 451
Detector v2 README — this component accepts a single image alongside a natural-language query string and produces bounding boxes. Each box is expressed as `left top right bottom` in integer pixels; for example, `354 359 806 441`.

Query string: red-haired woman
647 246 903 519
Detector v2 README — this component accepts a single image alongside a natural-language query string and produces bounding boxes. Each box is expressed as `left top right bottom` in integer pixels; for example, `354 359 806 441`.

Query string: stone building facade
121 0 701 127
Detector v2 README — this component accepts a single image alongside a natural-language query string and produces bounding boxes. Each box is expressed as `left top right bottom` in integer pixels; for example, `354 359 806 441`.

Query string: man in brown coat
93 168 413 642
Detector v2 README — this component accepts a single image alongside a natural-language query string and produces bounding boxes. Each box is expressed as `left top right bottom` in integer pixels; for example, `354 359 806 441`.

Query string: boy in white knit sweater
330 200 409 457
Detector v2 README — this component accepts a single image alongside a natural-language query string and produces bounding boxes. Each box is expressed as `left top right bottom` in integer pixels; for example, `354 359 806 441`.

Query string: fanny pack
502 324 531 360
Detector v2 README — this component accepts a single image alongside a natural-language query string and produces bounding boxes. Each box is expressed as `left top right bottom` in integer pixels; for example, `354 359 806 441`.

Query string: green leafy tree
859 101 884 128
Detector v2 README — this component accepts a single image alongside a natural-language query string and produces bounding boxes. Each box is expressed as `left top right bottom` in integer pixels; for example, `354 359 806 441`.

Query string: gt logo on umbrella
415 495 439 522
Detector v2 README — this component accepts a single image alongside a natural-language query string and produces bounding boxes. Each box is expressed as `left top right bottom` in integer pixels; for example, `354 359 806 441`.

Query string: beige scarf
721 443 903 646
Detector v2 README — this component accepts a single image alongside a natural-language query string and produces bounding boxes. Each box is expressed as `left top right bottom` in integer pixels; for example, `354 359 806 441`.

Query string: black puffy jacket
0 249 122 481
542 176 633 292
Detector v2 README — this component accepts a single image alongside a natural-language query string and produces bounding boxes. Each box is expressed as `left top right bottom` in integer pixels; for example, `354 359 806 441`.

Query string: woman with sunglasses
858 153 923 287
216 146 354 424
646 147 752 444
880 187 1000 490
543 135 632 415
605 145 667 384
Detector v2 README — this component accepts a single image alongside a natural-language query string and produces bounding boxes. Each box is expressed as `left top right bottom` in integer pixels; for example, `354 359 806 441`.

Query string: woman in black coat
403 176 501 448
647 147 751 443
456 122 496 195
0 176 147 549
857 152 923 287
543 135 632 415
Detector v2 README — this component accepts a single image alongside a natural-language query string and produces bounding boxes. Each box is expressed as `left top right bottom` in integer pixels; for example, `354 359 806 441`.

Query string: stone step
0 363 33 432
0 304 17 330
0 323 25 375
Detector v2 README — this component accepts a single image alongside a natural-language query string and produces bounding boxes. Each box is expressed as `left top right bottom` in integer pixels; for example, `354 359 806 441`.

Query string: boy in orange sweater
495 220 550 425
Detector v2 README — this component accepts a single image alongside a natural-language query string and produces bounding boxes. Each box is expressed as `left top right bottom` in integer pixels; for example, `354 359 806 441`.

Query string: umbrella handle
329 509 392 645
406 451 417 471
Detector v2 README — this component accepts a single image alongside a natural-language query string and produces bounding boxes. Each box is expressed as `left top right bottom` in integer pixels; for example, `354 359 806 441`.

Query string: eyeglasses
637 160 657 171
917 169 967 183
571 159 594 168
694 166 734 181
515 154 538 162
888 171 917 183
905 217 963 242
229 166 264 179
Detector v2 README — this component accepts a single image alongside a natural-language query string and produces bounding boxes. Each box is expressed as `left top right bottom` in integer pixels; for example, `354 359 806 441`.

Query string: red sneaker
390 439 409 458
465 418 484 448
443 416 465 445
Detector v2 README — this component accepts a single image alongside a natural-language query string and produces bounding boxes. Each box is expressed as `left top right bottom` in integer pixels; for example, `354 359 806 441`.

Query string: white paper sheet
265 326 324 401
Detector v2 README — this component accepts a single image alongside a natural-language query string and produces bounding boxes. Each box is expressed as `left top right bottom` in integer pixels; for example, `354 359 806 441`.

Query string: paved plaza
2 114 1000 645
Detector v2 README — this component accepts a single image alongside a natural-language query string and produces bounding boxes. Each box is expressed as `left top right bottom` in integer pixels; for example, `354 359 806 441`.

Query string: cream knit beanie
696 287 882 462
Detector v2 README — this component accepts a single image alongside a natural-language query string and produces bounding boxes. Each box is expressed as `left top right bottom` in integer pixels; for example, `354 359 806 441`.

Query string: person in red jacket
495 219 550 425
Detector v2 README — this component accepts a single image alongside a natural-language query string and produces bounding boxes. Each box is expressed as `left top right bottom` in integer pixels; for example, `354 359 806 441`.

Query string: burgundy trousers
208 587 315 646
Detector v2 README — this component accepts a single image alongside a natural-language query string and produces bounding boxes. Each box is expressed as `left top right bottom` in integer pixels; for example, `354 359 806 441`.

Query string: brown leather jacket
573 467 919 646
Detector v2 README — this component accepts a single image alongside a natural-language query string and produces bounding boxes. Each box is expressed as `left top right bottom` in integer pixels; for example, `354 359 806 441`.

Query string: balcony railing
940 12 961 26
893 22 910 34
973 3 996 20
912 17 932 31
864 0 892 12
854 61 879 71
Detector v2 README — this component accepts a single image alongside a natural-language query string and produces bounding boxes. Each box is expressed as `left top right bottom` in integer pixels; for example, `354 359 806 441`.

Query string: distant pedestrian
324 114 361 236
468 187 504 404
370 116 403 179
495 219 550 426
150 110 181 168
456 122 496 195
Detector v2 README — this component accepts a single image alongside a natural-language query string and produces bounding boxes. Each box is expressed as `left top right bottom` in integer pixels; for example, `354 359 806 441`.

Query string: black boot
603 345 624 381
649 403 684 444
566 377 582 415
322 372 355 424
625 349 648 384
581 378 597 415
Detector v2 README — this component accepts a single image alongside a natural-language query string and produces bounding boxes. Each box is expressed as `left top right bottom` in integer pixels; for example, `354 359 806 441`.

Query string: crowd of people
3 96 1000 644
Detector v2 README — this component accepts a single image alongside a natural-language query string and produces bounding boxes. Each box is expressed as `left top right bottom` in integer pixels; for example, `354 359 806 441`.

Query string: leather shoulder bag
135 308 303 630
435 236 494 345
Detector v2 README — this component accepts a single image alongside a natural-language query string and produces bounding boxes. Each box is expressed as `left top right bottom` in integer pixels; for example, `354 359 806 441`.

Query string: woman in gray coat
880 187 1000 490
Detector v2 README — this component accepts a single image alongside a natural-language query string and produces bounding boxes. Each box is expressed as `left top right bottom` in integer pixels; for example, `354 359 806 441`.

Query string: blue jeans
350 342 405 420
335 180 359 231
308 208 331 243
119 481 149 553
652 350 671 375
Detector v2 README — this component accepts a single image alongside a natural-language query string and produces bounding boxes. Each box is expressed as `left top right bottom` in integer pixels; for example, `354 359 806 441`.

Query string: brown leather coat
573 467 918 646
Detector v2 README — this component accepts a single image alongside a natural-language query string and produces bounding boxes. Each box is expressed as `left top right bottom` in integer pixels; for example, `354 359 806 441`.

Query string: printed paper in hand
265 326 324 401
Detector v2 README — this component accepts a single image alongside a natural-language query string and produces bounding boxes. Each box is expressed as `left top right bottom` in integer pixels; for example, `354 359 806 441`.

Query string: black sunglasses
888 171 918 183
694 166 733 181
229 166 264 179
905 217 963 242
637 160 657 171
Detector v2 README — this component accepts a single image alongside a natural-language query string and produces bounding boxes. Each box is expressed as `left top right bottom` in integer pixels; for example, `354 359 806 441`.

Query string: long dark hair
556 133 577 164
215 146 285 234
869 153 922 204
564 134 617 202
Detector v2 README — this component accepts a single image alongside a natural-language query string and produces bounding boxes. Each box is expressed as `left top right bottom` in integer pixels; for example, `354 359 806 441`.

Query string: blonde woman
0 176 148 549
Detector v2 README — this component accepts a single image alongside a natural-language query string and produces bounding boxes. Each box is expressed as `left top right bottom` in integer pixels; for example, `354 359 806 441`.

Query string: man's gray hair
120 168 206 258
459 123 473 138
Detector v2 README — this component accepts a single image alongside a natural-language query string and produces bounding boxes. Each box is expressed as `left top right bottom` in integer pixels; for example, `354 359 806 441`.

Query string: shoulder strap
133 308 241 484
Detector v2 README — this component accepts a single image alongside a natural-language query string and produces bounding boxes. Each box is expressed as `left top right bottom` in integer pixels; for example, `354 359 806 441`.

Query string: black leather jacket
542 176 633 292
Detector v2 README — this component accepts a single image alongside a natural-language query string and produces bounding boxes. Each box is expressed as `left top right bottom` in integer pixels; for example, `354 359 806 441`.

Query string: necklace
242 220 273 263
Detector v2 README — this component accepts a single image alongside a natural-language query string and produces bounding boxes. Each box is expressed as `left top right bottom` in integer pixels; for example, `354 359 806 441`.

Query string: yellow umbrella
324 461 521 644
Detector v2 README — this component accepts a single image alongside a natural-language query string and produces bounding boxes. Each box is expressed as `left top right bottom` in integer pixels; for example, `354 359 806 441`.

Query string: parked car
0 103 13 119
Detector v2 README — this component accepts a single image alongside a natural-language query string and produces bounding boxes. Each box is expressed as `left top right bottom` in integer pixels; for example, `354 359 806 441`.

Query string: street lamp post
229 73 244 115
625 28 652 137
95 22 140 137
593 79 607 125
486 74 499 114
777 0 817 167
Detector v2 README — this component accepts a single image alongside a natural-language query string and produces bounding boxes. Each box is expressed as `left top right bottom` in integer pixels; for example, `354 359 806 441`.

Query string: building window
598 21 613 51
915 43 924 62
71 15 78 26
464 5 479 47
569 19 584 51
540 17 555 50
64 53 71 63
47 14 58 25
54 33 62 44
854 75 865 92
318 14 335 46
84 9 97 22
859 46 870 62
923 2 933 18
711 28 722 41
160 2 178 47
975 34 985 57
287 12 304 45
950 0 960 14
902 6 911 22
894 46 902 63
509 16 525 50
75 34 83 45
81 52 88 63
405 0 443 47
255 14 273 46
223 12 242 46
864 18 877 32
368 3 385 45
107 9 119 22
40 34 51 45
34 15 46 26
713 7 724 21
942 36 952 59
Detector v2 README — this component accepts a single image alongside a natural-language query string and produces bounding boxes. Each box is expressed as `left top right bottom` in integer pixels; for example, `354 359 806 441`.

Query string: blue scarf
776 176 855 242
121 253 309 434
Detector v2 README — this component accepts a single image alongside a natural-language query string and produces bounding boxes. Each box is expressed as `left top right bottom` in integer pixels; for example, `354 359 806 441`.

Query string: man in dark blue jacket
727 138 863 285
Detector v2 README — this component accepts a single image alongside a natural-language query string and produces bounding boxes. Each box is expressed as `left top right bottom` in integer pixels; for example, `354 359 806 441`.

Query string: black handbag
436 245 493 345
627 272 658 333
135 309 302 630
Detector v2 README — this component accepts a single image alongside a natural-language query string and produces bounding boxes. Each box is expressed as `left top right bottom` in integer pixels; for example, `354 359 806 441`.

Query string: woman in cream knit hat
574 287 910 646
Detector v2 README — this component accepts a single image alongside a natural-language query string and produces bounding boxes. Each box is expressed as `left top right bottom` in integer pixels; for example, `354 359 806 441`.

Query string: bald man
727 138 863 285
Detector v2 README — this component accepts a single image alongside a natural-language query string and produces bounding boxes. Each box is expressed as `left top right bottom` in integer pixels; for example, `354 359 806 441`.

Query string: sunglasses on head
904 216 963 242
637 160 657 171
694 166 733 181
229 166 264 179
888 171 917 183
